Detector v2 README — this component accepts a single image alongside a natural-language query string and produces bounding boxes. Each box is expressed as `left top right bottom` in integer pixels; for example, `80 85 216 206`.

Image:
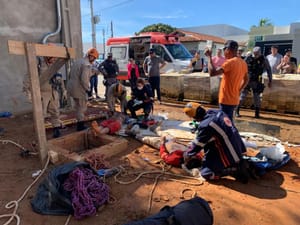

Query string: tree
258 18 273 27
136 23 176 35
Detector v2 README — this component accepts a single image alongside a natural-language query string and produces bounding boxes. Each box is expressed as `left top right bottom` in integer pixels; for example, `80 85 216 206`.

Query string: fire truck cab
106 32 193 80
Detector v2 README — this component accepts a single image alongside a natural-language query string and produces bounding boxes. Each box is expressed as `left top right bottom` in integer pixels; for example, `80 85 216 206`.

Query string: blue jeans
88 74 98 97
219 104 236 121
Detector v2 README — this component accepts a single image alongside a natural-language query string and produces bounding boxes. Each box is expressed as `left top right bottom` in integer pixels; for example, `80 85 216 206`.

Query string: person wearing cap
183 102 250 183
106 82 127 115
204 40 249 121
143 48 166 104
189 50 204 72
98 52 119 100
67 47 99 131
266 45 283 74
236 46 272 118
212 48 225 67
285 48 297 66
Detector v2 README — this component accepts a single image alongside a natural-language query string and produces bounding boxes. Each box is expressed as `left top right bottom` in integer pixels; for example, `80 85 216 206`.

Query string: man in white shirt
266 45 282 74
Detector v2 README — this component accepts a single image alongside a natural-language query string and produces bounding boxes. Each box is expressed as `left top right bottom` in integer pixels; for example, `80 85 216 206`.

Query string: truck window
152 45 172 62
111 46 127 60
165 44 192 60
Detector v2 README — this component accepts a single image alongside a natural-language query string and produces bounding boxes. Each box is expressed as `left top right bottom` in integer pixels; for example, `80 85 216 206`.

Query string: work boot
235 106 241 117
76 121 87 131
255 107 260 118
53 127 61 138
232 159 250 184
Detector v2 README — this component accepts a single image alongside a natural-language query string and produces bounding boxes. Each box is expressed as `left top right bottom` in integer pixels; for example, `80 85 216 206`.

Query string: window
110 46 127 60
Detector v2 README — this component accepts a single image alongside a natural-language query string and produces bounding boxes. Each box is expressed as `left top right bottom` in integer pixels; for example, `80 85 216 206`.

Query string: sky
80 0 300 44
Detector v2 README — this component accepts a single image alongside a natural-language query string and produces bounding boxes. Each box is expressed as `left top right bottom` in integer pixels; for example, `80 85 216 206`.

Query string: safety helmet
183 102 206 119
87 48 99 59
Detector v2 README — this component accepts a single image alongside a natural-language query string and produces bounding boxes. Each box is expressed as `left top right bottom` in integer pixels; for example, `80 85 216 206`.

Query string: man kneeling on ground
183 102 250 183
127 78 153 120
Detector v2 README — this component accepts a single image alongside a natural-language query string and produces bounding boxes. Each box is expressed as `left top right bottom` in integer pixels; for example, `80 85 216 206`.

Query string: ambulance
106 32 193 80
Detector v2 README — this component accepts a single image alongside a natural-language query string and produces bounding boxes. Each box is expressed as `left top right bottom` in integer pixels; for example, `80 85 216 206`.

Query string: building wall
0 0 82 114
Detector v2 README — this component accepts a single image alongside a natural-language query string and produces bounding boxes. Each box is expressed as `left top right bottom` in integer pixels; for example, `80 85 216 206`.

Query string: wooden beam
8 40 76 58
39 58 67 85
25 43 48 166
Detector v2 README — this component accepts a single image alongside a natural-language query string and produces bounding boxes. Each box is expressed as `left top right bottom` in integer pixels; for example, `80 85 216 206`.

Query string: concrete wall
0 0 82 114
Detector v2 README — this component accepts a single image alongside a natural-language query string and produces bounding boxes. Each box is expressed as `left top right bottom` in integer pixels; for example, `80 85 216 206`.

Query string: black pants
149 76 161 101
127 100 152 119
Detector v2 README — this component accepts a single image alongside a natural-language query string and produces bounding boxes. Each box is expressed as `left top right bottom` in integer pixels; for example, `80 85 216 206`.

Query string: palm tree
259 18 273 27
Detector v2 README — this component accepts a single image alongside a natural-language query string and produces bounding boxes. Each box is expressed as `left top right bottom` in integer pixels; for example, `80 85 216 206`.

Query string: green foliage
258 18 273 27
136 23 176 35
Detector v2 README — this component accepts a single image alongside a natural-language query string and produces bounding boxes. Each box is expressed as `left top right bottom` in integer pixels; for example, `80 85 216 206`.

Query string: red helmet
87 48 99 59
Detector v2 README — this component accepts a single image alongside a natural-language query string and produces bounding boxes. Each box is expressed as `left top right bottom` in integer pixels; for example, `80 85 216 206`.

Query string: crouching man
127 78 153 120
106 82 127 115
183 102 250 183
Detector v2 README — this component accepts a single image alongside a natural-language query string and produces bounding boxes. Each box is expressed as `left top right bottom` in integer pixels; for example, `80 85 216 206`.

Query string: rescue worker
106 82 127 115
67 48 99 131
183 102 250 183
236 46 272 118
98 52 119 100
38 55 67 138
127 78 153 120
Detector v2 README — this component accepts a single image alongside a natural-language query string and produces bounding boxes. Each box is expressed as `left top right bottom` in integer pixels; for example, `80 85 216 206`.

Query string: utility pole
111 20 114 38
90 0 96 48
102 28 106 58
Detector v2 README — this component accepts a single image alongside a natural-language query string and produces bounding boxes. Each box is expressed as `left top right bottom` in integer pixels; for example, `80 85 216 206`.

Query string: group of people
35 45 168 138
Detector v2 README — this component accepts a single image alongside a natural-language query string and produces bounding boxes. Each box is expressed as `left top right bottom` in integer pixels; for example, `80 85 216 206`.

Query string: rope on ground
0 155 50 225
113 159 203 214
0 139 38 156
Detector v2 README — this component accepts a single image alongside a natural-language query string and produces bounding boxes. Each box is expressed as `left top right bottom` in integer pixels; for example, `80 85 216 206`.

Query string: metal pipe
42 0 62 44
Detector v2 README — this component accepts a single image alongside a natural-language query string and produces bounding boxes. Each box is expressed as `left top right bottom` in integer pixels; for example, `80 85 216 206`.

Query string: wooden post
25 43 48 166
8 40 76 166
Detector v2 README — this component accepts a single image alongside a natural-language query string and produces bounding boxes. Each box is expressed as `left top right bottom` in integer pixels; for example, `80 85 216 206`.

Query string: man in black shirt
127 78 153 120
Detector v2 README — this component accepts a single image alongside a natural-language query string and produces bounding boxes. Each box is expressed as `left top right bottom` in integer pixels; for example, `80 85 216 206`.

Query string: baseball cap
253 46 261 53
149 48 155 54
108 52 113 57
223 40 238 51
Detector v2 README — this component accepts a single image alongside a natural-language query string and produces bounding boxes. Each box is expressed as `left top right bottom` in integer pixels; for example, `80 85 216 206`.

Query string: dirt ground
0 102 300 225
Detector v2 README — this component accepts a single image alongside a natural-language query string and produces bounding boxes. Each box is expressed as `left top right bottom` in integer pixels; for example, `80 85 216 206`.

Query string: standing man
266 45 283 74
236 47 272 118
67 48 99 131
38 56 67 138
98 52 119 100
204 40 248 121
143 48 166 104
88 60 100 100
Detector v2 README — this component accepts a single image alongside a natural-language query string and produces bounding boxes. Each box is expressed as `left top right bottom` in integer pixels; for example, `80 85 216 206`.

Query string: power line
81 0 135 17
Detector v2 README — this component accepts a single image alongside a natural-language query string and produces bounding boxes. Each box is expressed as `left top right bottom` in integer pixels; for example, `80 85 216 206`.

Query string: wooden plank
8 40 76 58
39 58 67 85
25 43 48 166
